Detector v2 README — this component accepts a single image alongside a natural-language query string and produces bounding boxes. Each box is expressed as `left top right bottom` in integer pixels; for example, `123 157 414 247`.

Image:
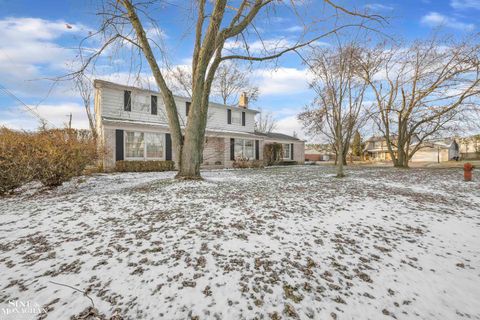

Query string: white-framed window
125 132 144 159
245 140 254 158
125 131 164 160
234 139 255 159
234 139 244 159
126 93 151 113
283 143 291 159
231 110 242 125
145 133 164 159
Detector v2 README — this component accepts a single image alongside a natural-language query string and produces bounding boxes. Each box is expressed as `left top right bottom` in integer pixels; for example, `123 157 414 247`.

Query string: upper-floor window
227 109 246 126
151 95 157 115
124 90 131 111
231 110 241 125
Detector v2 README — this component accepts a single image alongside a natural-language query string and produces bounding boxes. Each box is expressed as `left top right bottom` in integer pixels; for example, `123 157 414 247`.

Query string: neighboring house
94 80 304 170
410 140 459 162
364 135 459 163
364 136 399 161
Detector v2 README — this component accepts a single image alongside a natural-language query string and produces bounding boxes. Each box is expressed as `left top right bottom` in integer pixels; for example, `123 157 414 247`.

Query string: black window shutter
151 95 157 115
255 140 259 160
230 138 235 160
115 129 124 161
242 111 246 126
227 109 232 124
186 102 191 116
290 143 294 160
124 90 131 111
165 133 172 160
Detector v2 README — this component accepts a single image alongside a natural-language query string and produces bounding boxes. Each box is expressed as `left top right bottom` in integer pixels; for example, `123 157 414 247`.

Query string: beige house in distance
93 80 304 170
364 136 398 161
364 135 459 163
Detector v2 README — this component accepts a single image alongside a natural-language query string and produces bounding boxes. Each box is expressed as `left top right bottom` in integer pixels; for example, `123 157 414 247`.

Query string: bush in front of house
115 160 175 172
34 129 98 187
278 160 298 166
0 127 98 195
0 128 37 194
263 143 283 166
232 158 264 169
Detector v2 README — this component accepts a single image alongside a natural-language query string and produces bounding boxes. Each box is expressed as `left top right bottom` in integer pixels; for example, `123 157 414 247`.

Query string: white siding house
94 80 304 170
364 135 459 163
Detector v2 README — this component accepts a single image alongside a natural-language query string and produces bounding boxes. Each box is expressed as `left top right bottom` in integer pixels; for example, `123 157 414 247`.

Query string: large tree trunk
336 143 345 177
175 86 210 179
335 120 345 178
394 147 409 168
342 144 348 166
177 137 203 179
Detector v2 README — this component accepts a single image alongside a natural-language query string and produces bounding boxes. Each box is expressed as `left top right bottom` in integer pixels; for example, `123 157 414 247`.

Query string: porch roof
102 117 266 139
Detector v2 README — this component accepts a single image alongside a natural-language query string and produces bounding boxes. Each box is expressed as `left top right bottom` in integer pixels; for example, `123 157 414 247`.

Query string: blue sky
0 0 478 139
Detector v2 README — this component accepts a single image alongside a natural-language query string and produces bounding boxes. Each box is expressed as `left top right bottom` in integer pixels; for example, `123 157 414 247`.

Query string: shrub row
278 160 298 166
0 127 98 195
115 160 175 172
232 159 264 169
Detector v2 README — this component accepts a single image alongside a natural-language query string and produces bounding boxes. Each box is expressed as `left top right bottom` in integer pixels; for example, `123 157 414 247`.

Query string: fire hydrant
464 163 474 182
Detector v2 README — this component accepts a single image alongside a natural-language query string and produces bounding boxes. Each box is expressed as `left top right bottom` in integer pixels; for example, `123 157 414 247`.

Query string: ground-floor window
283 143 291 159
125 132 144 159
125 131 164 160
234 139 255 159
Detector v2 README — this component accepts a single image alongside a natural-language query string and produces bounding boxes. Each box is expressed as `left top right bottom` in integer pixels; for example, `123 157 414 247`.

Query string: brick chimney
239 92 248 108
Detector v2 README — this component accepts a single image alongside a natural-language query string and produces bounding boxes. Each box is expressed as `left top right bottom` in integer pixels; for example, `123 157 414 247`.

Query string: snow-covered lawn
1 166 479 320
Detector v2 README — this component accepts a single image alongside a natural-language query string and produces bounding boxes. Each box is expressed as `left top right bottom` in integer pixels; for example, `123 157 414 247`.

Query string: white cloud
252 67 312 95
224 38 295 55
420 12 475 31
450 0 480 10
284 25 304 33
275 115 306 140
365 3 394 11
0 17 88 67
0 17 90 99
0 102 89 130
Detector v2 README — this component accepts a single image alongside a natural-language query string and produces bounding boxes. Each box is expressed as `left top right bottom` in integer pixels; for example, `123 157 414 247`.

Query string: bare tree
74 75 97 139
72 0 379 179
357 36 480 167
167 66 193 98
168 61 259 105
214 61 259 105
254 108 277 133
299 44 369 177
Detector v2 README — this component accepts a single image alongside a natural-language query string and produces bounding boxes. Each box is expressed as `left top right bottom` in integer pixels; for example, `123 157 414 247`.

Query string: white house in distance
364 135 459 163
93 80 304 170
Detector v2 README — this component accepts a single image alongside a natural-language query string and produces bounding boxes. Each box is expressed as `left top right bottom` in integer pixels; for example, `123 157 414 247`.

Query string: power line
0 84 56 128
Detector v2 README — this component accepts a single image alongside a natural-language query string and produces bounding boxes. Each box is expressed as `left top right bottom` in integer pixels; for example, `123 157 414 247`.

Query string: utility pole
68 113 72 129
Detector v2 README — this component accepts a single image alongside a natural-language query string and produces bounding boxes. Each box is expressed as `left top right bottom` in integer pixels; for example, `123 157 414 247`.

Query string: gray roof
254 131 300 141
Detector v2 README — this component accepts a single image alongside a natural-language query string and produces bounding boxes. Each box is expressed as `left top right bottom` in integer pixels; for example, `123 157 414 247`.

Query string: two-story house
93 80 304 170
364 136 396 161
